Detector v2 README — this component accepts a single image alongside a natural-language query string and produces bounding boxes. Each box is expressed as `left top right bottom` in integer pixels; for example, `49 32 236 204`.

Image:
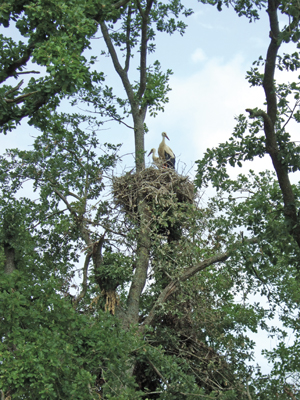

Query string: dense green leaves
0 0 126 133
2 0 300 399
0 272 141 399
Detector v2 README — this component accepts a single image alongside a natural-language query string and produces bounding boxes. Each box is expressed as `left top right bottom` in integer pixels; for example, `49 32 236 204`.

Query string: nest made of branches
112 167 195 214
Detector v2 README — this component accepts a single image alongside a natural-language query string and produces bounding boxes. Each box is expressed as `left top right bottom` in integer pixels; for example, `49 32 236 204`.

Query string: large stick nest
112 167 195 214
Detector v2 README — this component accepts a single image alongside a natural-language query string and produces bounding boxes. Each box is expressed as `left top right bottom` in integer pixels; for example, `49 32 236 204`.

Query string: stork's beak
148 149 153 156
163 132 170 140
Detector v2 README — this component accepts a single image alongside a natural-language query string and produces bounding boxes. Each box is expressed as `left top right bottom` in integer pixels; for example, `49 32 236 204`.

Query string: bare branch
17 70 40 75
100 21 135 106
4 80 24 96
282 100 300 131
76 107 134 129
4 90 39 104
51 187 76 215
4 78 39 105
67 191 82 201
124 6 132 73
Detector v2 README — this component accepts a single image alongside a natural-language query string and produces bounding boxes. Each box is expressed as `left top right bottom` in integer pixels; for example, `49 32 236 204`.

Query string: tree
196 0 300 396
0 0 130 133
1 0 300 399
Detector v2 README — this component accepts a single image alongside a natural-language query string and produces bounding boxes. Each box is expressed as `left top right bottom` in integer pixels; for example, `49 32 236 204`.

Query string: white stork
158 132 175 169
148 148 163 168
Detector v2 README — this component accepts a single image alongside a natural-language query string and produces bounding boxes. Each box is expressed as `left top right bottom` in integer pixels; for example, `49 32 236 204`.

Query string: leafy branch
142 236 259 329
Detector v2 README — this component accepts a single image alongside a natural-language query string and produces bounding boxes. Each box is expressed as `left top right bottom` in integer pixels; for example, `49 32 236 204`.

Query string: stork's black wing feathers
164 151 175 169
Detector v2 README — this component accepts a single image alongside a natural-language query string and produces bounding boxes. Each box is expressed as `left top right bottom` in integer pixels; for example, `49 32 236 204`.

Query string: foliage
195 0 300 397
0 0 126 133
0 271 141 400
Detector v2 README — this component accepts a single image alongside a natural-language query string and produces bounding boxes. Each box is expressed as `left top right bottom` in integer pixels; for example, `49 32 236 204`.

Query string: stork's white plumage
158 132 175 169
148 148 163 168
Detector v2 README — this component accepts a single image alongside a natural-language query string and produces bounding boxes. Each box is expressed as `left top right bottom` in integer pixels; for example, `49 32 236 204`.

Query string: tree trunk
100 11 152 328
4 242 16 274
262 0 300 247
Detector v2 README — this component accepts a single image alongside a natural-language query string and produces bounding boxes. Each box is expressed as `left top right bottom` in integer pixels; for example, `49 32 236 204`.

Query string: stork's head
162 132 170 140
148 148 155 156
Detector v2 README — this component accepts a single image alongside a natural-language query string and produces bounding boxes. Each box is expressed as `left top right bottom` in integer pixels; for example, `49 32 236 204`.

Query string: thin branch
100 21 135 106
4 80 24 96
76 107 134 129
146 357 225 398
17 70 40 75
29 208 68 230
67 191 81 201
52 187 76 215
176 392 224 398
60 146 86 169
84 218 129 238
282 100 300 130
50 183 92 247
141 391 163 396
4 90 39 104
109 116 134 129
124 6 132 73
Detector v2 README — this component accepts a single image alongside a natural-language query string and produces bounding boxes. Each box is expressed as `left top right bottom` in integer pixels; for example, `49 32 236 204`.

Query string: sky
2 0 300 375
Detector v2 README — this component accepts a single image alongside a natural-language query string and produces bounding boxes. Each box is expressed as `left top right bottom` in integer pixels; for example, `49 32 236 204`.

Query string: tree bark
100 4 153 328
123 202 151 328
258 0 300 247
4 242 16 274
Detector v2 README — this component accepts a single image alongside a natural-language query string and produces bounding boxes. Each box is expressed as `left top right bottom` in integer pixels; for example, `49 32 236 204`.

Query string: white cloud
191 10 204 19
191 48 207 63
147 53 266 171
